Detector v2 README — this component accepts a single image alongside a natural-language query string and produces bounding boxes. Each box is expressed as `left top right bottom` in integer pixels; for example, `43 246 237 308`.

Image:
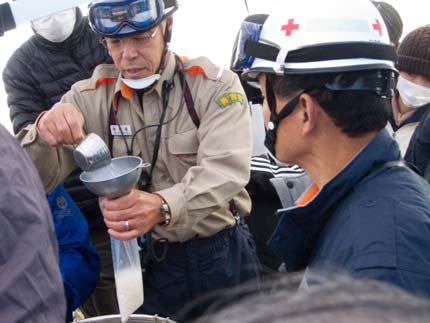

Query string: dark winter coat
268 129 430 298
404 105 430 175
2 8 112 134
2 8 112 241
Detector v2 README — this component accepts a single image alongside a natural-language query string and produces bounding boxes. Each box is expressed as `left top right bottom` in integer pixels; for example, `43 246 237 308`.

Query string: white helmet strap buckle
275 48 288 73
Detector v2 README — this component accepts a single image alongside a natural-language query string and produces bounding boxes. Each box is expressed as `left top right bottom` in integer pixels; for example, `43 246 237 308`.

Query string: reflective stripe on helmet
241 0 396 78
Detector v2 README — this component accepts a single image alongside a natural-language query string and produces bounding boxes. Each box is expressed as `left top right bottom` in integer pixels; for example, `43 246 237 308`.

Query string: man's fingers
100 191 137 213
37 103 85 146
40 128 59 146
64 108 85 144
104 218 133 232
107 228 139 241
39 113 62 146
102 209 127 223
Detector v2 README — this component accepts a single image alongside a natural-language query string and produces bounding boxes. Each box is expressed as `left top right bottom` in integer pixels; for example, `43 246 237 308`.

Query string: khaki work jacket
18 53 252 242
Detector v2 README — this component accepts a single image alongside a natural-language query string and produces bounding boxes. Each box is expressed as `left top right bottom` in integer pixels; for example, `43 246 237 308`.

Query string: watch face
160 200 171 225
161 201 169 214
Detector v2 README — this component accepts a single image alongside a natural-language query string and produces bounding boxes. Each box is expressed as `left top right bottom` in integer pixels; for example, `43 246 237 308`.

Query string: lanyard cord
110 78 172 185
107 55 188 264
108 55 187 187
129 56 186 152
146 79 173 184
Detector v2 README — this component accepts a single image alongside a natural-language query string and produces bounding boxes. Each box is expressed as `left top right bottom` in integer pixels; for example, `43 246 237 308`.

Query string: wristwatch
160 198 171 226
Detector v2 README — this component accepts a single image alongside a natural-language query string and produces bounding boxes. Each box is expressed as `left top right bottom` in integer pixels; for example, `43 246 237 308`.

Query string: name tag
110 125 132 136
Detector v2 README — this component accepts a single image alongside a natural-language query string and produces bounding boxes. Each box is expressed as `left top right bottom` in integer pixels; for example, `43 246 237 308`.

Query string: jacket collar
389 96 430 130
113 51 177 102
267 129 401 271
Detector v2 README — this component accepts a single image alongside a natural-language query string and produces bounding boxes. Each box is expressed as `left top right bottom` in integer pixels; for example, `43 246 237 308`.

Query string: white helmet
235 0 397 80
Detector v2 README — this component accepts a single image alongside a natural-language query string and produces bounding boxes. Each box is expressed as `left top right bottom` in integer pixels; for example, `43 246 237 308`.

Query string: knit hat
396 24 430 77
371 1 403 48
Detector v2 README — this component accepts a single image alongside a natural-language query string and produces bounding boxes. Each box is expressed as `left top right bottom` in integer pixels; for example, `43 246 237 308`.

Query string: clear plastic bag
111 237 144 323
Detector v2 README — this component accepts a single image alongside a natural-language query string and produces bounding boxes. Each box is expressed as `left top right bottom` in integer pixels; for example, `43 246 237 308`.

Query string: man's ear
299 93 318 135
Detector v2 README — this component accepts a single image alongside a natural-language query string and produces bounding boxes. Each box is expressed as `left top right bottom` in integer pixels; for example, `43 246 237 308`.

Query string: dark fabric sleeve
404 109 430 174
47 185 101 321
2 51 46 134
354 267 430 299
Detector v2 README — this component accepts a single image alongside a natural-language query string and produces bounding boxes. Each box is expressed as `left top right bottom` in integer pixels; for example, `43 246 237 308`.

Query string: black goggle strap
265 77 278 123
278 95 301 121
245 41 396 65
264 78 302 156
263 78 280 157
265 78 301 126
325 70 397 98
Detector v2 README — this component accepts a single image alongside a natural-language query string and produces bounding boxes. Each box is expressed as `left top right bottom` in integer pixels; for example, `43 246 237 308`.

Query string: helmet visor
89 0 162 37
231 20 264 72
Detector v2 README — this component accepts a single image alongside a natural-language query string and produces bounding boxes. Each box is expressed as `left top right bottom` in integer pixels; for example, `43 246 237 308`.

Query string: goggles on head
89 0 164 37
231 20 264 72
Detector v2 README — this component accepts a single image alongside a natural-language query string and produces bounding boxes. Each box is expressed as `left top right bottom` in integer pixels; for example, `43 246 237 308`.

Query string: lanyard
107 55 198 190
108 76 174 190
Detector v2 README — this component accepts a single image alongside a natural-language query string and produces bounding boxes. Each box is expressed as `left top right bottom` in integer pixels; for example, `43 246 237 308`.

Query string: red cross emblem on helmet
281 19 299 36
372 19 383 36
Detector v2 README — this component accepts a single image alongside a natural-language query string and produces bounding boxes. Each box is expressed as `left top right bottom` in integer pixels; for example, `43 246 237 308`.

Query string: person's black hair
268 71 390 137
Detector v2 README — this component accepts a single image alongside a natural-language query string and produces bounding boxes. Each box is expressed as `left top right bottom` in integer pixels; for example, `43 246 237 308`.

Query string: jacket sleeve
404 111 430 174
48 185 101 320
16 74 95 194
2 52 47 134
157 71 252 230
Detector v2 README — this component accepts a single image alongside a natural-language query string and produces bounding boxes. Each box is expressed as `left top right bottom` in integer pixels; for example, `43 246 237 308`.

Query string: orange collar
120 82 133 101
295 183 319 206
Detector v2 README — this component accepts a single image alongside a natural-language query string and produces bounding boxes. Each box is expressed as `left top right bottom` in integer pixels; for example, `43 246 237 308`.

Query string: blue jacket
47 185 101 321
268 129 430 297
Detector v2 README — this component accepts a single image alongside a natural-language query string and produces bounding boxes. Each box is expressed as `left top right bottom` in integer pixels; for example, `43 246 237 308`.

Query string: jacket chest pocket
167 128 199 169
112 135 142 158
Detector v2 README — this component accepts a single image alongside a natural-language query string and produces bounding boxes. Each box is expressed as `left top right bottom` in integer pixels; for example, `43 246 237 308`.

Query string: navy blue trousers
137 223 261 321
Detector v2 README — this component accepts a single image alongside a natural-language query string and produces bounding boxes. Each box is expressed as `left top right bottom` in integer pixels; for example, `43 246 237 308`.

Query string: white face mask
121 74 161 90
396 75 430 109
32 8 76 43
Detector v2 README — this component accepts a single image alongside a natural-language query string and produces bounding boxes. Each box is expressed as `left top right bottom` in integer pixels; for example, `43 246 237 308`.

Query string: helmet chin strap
157 21 171 75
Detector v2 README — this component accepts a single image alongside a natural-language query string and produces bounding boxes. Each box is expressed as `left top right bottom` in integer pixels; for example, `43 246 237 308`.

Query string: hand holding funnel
74 133 149 323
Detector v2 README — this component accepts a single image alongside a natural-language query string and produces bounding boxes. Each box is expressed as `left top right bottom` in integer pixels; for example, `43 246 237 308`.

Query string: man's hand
38 102 85 147
100 189 165 240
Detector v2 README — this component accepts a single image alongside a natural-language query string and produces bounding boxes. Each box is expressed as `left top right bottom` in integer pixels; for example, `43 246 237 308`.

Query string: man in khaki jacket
17 0 260 320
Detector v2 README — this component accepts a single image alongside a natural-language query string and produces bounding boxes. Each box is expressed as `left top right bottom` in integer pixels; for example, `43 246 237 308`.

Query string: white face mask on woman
31 8 76 43
396 75 430 108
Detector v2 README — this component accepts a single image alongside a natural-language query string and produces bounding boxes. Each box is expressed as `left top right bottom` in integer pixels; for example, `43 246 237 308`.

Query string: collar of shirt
112 51 177 102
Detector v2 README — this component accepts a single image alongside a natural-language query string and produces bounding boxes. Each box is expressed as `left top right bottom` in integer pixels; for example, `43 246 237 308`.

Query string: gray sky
0 0 428 133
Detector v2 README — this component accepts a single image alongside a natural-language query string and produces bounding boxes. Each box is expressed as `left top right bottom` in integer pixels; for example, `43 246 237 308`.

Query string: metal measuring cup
73 133 111 171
